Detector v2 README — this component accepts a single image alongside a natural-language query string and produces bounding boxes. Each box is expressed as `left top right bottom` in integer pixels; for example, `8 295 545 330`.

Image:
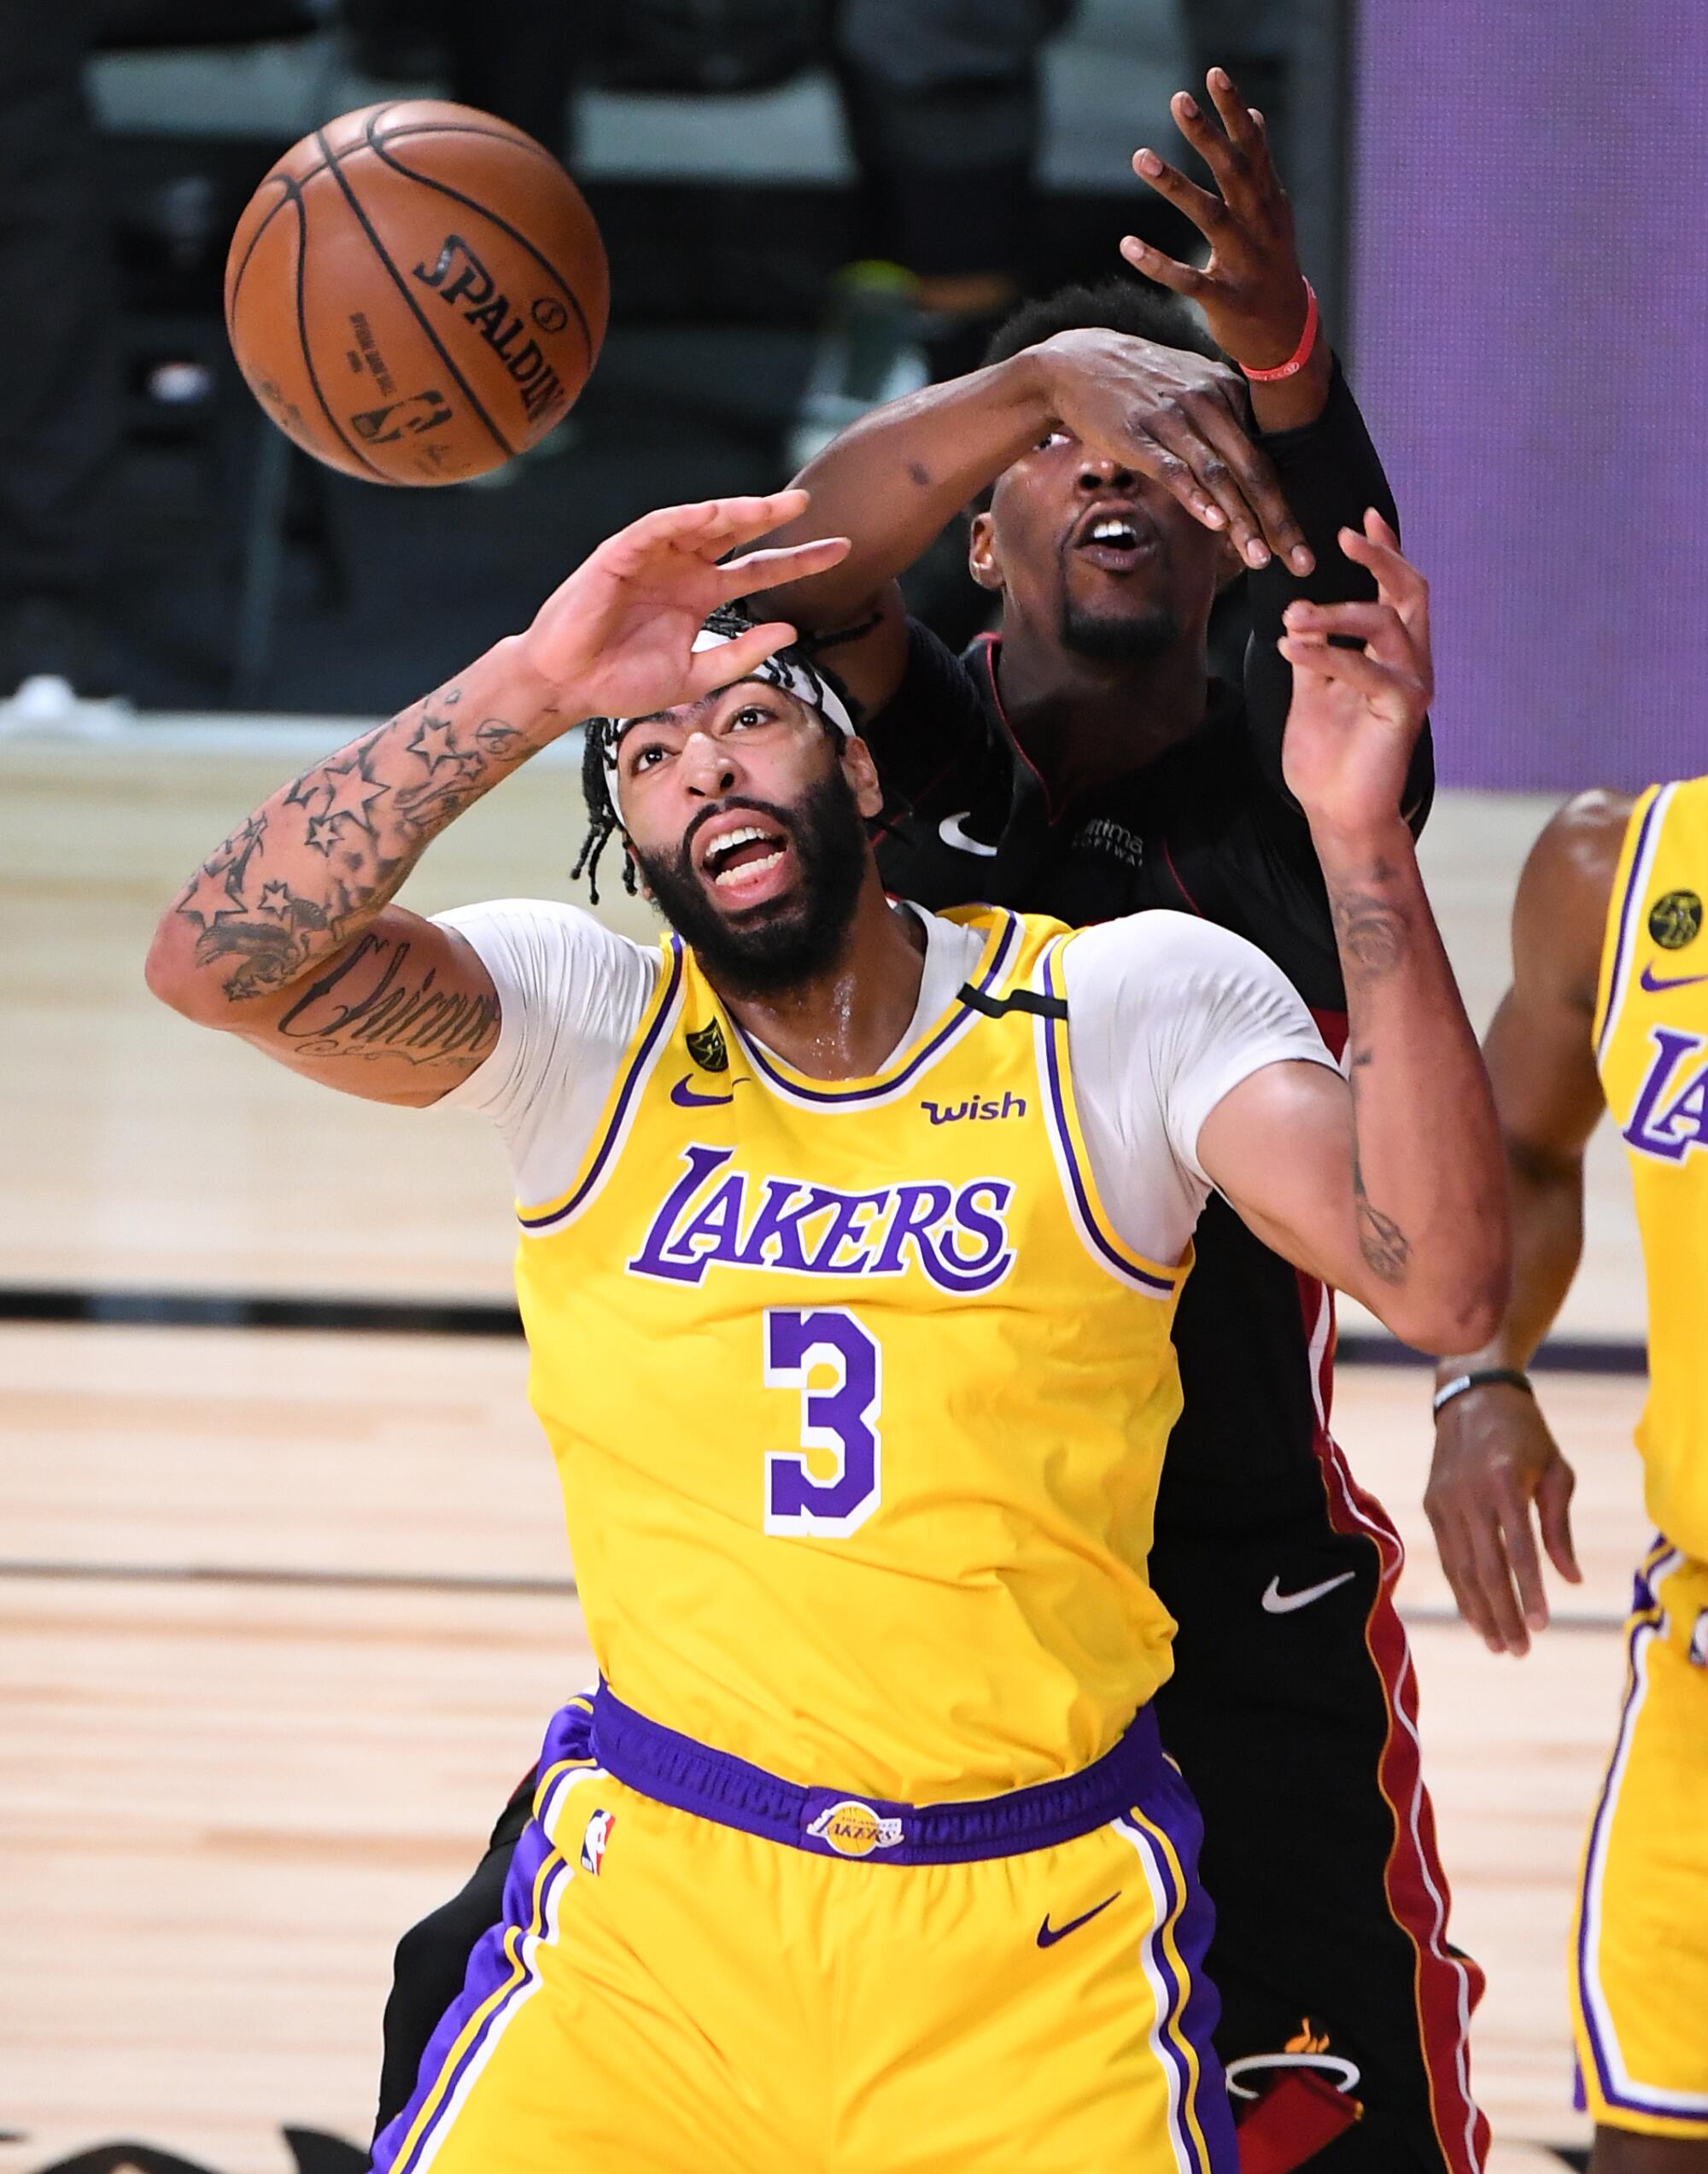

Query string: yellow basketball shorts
372 1686 1237 2174
1571 1537 1708 2138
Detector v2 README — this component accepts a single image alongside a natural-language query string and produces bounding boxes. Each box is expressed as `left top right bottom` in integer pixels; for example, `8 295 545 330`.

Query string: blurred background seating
0 0 1335 716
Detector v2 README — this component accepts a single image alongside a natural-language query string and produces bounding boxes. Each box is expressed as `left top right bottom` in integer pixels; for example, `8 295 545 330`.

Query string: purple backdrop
1349 2 1708 791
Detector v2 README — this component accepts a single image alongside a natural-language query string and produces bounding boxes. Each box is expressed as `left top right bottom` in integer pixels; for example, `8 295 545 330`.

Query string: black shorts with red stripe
1151 1224 1487 2174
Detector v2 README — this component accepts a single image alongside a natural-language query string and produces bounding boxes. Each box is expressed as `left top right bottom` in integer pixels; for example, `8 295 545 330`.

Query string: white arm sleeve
1062 911 1341 1266
432 899 658 1204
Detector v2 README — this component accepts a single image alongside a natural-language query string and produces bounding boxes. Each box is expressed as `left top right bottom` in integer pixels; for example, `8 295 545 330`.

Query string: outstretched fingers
681 620 801 698
1173 71 1263 212
1129 142 1229 252
1283 598 1418 675
713 534 851 602
1340 511 1431 645
1184 397 1314 570
617 488 815 566
1276 628 1427 711
1117 231 1208 305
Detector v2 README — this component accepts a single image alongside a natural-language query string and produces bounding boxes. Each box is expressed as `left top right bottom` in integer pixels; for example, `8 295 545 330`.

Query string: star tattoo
256 881 295 918
320 760 389 831
408 716 460 771
178 862 243 927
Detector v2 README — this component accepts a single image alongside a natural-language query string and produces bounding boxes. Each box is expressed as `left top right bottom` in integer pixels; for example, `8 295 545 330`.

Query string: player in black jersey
373 73 1486 2174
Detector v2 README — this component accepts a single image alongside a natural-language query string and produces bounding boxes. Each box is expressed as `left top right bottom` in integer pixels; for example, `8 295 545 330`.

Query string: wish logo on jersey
628 1143 1017 1294
1621 1026 1708 1164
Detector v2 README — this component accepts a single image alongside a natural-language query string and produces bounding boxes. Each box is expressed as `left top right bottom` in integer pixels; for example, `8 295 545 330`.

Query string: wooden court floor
0 734 1660 2171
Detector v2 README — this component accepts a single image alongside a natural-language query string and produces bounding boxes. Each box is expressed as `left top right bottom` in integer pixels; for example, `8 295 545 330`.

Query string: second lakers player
1429 777 1708 2170
146 488 1505 2171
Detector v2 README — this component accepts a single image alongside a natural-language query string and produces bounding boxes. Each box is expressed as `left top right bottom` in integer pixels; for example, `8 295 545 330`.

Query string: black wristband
1431 1367 1535 1417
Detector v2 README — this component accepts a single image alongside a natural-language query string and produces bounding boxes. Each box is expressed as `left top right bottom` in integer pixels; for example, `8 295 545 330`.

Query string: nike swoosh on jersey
1640 963 1708 993
1261 1571 1357 1614
939 810 1000 858
1036 1893 1119 1948
670 1076 735 1108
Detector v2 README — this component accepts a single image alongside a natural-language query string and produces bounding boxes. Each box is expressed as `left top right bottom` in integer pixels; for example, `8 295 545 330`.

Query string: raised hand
1275 511 1431 838
1426 1384 1582 1654
519 489 850 722
1120 67 1313 378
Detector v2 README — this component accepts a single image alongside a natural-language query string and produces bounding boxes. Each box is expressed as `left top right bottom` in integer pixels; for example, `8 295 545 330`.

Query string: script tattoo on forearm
275 931 500 1066
169 689 531 1004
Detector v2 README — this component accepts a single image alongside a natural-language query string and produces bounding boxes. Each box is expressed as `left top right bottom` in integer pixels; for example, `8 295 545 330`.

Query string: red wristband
1238 280 1319 383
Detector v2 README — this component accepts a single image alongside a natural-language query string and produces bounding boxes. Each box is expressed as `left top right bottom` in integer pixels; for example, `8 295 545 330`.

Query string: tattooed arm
144 491 848 1105
1194 514 1509 1352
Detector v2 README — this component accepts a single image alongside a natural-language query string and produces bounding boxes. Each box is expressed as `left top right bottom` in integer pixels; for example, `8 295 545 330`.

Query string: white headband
599 623 855 823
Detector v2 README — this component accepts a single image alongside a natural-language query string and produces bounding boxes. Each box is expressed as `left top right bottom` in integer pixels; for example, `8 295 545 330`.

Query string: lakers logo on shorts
806 1800 904 1857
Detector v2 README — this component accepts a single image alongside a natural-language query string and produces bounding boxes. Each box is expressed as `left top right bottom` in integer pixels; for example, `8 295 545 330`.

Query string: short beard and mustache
1056 527 1180 663
1057 597 1181 663
628 763 869 999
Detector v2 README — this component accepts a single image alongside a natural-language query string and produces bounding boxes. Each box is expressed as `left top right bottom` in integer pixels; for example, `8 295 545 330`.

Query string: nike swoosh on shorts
670 1076 734 1108
1036 1893 1120 1948
1640 963 1708 993
1261 1571 1357 1614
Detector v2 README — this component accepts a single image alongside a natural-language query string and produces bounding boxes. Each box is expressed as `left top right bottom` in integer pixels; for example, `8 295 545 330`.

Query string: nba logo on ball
581 1808 615 1875
225 100 608 486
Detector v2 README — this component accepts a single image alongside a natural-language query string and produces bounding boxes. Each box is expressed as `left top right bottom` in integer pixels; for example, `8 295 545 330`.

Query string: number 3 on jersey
763 1308 882 1536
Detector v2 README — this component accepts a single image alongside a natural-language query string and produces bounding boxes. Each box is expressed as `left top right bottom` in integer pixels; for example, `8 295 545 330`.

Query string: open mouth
1072 505 1155 572
697 818 792 897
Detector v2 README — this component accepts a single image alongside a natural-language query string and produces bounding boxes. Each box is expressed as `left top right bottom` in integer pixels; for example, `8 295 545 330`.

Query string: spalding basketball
225 101 608 485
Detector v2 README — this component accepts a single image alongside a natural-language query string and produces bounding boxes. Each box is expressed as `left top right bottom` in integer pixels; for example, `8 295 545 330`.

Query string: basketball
224 101 609 486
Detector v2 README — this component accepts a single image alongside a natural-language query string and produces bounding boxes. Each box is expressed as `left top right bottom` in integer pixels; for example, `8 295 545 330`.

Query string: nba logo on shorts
581 1808 615 1874
1689 1609 1708 1669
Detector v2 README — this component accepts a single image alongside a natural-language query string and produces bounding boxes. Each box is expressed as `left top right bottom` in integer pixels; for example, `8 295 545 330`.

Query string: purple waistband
587 1684 1164 1866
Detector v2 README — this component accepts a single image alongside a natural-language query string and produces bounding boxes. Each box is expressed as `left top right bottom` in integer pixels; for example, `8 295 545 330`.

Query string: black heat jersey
864 367 1434 1529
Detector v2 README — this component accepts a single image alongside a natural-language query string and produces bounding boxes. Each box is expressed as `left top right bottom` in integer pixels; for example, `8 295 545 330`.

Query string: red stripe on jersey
1298 1274 1489 2174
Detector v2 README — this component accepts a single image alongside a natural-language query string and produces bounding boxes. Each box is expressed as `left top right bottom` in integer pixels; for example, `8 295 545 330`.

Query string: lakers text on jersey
372 907 1241 2174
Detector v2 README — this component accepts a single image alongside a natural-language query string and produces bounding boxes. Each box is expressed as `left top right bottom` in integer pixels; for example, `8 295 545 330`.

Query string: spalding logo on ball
225 101 609 485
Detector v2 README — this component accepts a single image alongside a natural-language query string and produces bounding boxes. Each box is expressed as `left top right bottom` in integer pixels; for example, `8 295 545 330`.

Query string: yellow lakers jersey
513 907 1190 1803
1594 777 1708 1562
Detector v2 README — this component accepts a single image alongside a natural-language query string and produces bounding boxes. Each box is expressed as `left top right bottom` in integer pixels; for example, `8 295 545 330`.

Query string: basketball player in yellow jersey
1429 779 1708 2172
147 488 1505 2174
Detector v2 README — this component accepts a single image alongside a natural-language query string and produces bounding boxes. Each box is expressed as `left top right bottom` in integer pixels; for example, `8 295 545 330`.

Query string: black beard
630 766 869 999
1057 594 1181 663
